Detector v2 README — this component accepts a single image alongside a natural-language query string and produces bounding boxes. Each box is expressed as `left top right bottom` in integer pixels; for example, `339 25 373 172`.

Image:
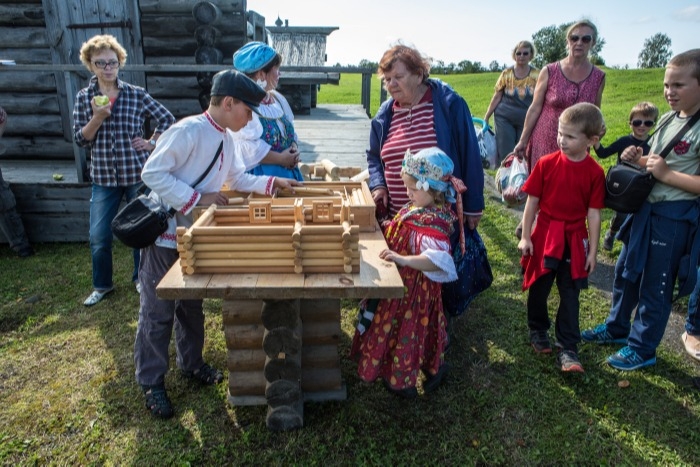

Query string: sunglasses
569 35 593 44
631 119 656 127
93 60 120 69
515 52 530 56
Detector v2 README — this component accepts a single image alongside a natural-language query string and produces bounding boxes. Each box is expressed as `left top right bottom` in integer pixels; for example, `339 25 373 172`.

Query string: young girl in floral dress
351 147 465 398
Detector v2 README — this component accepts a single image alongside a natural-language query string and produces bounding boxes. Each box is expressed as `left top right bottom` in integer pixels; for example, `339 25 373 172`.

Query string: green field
2 68 699 466
318 67 667 169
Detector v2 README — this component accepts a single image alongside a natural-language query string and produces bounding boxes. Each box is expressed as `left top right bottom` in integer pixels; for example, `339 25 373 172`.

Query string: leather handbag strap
658 111 700 159
193 140 224 187
165 140 224 216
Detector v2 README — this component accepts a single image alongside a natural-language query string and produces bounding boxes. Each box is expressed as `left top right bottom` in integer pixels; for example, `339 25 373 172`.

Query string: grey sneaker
529 330 552 354
556 349 585 372
581 324 627 345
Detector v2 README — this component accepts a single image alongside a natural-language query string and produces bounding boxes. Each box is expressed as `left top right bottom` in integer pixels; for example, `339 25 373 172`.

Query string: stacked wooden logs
298 159 362 182
176 201 361 275
223 298 344 425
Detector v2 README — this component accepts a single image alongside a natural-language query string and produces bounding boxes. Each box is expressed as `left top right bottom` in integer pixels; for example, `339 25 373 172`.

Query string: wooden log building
0 0 352 244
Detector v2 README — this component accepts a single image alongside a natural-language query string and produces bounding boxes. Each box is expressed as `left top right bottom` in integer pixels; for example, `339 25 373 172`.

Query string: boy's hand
273 177 303 192
518 238 533 256
621 145 643 164
585 252 597 274
646 154 670 181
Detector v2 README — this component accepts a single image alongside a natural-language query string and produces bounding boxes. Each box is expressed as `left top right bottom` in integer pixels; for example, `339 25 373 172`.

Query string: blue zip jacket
366 78 484 215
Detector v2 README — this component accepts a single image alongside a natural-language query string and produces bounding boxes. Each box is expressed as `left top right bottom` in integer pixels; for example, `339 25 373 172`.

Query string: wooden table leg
261 299 303 431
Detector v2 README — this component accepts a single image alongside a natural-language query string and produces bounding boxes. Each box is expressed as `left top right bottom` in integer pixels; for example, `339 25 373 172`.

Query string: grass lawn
1 68 699 465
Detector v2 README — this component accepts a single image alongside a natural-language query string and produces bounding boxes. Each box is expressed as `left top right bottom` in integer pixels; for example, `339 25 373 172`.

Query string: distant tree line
348 25 672 73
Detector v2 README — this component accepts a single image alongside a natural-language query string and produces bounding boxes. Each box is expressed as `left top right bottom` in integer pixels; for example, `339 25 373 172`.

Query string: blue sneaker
581 324 627 345
607 346 656 371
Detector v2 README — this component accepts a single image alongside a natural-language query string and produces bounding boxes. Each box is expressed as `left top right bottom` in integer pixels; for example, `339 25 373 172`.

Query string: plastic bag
495 153 528 207
472 117 498 169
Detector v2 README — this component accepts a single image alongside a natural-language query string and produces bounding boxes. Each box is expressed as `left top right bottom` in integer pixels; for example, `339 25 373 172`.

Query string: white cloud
673 5 700 21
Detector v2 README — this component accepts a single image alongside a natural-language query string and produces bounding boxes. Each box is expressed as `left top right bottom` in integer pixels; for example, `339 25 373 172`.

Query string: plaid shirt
73 76 175 186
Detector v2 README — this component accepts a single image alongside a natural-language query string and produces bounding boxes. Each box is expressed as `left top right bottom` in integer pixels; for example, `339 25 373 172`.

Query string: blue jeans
605 213 690 358
687 266 700 336
89 183 141 290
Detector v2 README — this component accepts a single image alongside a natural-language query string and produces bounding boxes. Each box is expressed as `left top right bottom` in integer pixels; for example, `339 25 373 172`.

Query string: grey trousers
133 244 205 387
0 167 31 252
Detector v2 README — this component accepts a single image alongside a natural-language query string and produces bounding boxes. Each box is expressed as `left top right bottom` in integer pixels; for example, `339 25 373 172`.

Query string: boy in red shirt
518 102 606 372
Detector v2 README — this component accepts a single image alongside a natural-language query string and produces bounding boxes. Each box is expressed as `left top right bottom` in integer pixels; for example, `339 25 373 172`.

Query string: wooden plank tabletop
157 225 404 301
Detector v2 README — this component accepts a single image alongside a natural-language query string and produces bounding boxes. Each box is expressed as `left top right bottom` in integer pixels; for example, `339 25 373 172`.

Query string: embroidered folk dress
526 62 605 169
247 90 304 181
351 203 457 390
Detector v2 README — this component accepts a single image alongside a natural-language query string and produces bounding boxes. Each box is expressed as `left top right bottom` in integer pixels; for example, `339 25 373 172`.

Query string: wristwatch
148 138 157 147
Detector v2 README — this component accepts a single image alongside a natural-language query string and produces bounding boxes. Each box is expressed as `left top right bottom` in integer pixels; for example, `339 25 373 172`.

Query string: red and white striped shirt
381 89 438 215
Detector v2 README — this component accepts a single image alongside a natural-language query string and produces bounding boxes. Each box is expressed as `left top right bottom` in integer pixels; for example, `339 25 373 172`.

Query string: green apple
94 95 109 106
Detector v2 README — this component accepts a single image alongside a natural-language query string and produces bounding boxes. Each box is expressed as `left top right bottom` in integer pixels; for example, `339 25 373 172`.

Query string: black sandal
143 385 174 419
423 363 450 394
182 363 224 385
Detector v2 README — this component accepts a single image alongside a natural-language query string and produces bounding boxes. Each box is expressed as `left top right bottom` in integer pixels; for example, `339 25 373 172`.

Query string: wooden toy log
182 204 217 242
227 197 245 205
321 159 339 180
279 186 335 196
183 250 296 260
265 379 302 408
181 235 291 246
185 266 299 274
261 299 300 329
181 258 296 268
188 225 295 236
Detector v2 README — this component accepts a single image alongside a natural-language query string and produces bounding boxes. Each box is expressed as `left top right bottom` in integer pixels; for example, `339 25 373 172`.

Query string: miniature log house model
176 181 375 275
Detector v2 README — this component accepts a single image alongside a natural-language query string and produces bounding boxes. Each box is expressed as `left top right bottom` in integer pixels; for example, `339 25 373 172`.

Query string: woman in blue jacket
366 44 485 318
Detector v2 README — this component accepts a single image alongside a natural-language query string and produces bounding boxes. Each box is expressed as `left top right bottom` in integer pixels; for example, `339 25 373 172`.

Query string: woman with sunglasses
73 34 175 306
512 19 605 238
593 101 659 251
484 41 539 164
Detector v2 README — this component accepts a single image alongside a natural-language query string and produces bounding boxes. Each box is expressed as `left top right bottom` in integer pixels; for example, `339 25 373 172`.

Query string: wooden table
157 226 404 430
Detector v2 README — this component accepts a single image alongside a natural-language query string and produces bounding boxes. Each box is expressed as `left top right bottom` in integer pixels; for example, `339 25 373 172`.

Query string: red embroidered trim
204 111 225 133
265 177 275 195
181 191 199 213
160 232 178 242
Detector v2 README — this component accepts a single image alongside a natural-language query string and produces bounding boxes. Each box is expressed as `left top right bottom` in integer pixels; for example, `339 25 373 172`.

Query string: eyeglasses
516 52 530 56
569 35 593 44
92 60 120 69
631 119 656 127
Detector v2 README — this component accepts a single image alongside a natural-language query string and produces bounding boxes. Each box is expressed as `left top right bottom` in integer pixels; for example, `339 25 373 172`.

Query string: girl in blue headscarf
232 41 304 181
351 147 465 398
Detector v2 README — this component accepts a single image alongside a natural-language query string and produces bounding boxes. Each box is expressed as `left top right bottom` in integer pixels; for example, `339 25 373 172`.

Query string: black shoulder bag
604 112 700 214
111 141 224 249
